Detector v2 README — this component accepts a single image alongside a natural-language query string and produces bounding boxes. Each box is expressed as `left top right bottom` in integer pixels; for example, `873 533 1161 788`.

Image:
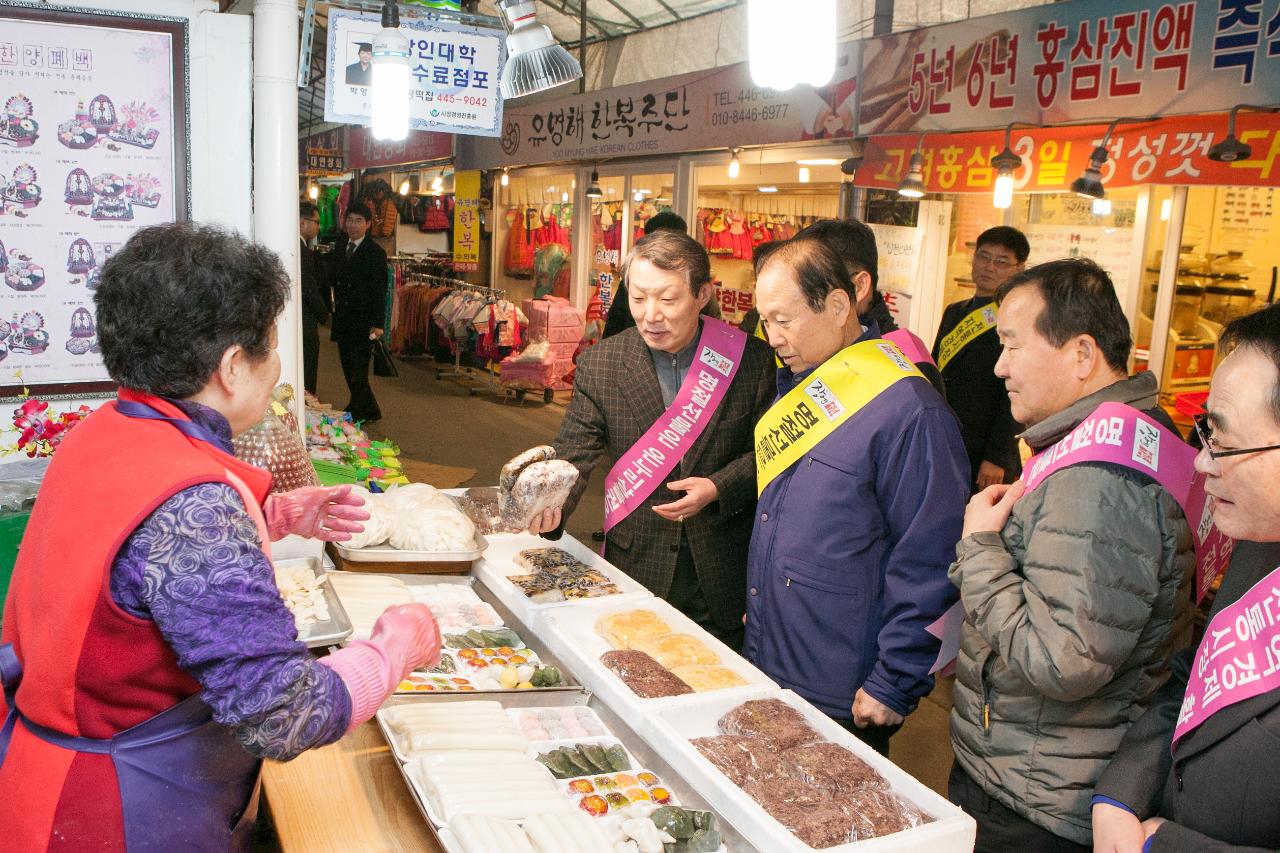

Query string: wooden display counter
262 719 443 853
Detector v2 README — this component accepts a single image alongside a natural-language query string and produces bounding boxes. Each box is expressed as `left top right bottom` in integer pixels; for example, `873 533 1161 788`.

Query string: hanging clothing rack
428 279 509 393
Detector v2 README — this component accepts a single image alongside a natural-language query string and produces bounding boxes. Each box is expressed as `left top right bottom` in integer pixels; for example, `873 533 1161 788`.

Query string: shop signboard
855 112 1280 194
346 126 452 170
300 128 344 175
0 6 187 398
452 169 480 271
325 8 505 138
857 0 1280 135
472 42 862 169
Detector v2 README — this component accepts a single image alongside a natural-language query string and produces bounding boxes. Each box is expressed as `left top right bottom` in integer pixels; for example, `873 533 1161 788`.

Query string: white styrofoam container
535 597 778 725
472 531 652 626
645 688 976 853
332 530 489 563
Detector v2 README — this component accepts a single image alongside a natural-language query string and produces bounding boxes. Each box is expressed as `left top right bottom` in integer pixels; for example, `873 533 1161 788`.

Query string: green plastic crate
311 459 363 487
0 509 31 620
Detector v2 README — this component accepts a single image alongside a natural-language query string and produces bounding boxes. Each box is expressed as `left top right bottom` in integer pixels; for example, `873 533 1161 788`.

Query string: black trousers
948 762 1089 853
336 336 380 421
833 716 901 757
667 534 744 653
302 319 320 395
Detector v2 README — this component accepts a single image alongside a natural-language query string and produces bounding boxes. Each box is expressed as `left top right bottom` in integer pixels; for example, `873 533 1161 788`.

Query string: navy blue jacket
742 324 970 719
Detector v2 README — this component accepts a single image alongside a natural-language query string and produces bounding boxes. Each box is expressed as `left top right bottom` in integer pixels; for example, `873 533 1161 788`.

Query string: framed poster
0 3 189 400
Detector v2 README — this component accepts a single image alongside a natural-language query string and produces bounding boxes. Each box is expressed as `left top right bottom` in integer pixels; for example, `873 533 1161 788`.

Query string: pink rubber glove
262 484 370 542
319 604 441 732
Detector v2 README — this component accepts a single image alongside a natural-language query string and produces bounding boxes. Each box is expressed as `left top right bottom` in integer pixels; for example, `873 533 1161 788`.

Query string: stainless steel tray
337 572 582 696
276 556 353 648
377 689 757 852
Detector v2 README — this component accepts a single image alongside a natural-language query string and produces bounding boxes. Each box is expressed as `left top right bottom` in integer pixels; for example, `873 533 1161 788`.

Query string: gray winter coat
949 372 1195 845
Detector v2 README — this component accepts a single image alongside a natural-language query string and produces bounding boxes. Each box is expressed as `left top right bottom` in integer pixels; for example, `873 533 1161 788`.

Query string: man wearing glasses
1092 304 1280 853
948 258 1195 852
933 226 1030 490
299 201 330 395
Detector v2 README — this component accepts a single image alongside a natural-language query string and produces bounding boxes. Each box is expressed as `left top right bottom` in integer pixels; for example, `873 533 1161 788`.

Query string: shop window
493 172 576 304
1141 185 1275 428
693 161 843 325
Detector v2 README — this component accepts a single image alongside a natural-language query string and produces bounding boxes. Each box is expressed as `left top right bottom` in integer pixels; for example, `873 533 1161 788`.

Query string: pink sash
602 318 747 533
1022 401 1233 603
1173 563 1280 747
883 329 937 368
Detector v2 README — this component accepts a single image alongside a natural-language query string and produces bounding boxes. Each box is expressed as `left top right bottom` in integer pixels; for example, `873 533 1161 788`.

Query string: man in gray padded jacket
947 259 1194 852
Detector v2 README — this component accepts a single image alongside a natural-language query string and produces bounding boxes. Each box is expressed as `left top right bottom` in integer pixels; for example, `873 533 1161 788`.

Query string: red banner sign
346 127 453 170
857 112 1280 194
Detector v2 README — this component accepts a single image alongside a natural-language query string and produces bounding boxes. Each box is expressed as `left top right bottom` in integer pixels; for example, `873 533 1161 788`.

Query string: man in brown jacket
948 259 1194 852
533 231 775 650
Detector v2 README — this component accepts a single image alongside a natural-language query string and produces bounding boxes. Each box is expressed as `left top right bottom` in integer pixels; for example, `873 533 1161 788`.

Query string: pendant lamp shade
498 0 583 99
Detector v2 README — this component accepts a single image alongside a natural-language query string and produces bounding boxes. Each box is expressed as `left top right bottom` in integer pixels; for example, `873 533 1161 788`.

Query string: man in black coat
1092 304 1280 853
932 226 1028 490
299 201 330 395
330 202 387 422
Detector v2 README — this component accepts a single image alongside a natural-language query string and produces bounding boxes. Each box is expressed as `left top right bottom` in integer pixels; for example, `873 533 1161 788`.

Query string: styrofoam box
471 531 652 627
645 688 976 853
535 597 779 723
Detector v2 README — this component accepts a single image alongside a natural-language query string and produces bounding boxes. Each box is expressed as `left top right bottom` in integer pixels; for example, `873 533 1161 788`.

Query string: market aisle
312 337 955 794
313 337 605 544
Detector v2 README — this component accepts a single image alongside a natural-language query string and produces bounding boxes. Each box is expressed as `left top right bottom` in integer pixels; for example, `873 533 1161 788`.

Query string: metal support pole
253 0 304 409
1148 186 1189 393
579 0 588 93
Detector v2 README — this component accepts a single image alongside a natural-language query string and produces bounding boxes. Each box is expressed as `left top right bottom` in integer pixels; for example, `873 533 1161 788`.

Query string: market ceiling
289 0 743 135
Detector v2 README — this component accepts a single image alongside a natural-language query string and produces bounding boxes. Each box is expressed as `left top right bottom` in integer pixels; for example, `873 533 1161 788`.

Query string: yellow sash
755 339 923 494
936 302 997 371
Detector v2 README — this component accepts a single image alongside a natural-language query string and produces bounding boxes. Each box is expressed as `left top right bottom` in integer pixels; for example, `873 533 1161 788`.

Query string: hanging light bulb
1160 198 1172 221
500 168 510 187
307 184 319 200
991 143 1022 210
371 1 410 141
1092 197 1112 216
431 172 444 193
398 178 410 195
497 0 582 99
748 0 835 90
897 135 927 199
798 166 811 184
728 149 741 180
586 169 602 199
1069 116 1158 200
634 189 644 203
562 191 569 203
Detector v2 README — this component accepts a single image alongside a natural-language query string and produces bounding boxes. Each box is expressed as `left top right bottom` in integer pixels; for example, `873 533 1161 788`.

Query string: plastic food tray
358 574 581 698
375 690 757 851
644 688 976 853
536 596 778 723
274 556 353 648
332 530 488 563
471 530 652 626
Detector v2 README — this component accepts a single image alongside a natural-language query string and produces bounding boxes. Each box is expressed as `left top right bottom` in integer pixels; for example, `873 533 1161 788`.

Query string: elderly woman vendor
0 223 440 851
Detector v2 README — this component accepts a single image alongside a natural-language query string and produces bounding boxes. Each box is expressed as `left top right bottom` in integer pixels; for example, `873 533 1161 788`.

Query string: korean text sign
452 169 480 271
325 9 504 138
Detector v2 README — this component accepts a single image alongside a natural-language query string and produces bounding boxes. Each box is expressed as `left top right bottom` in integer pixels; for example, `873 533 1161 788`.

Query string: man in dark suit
345 42 372 86
299 201 330 395
1092 304 1280 853
330 202 387 422
534 230 775 650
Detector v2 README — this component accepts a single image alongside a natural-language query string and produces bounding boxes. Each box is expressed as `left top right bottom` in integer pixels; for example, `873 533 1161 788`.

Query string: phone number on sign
430 93 490 107
710 104 789 125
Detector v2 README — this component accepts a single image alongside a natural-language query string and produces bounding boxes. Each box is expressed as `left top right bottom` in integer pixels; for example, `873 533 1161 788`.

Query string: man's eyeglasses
1194 411 1280 459
974 251 1016 269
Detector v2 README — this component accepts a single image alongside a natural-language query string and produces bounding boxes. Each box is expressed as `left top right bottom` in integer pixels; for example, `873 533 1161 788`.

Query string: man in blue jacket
744 236 969 755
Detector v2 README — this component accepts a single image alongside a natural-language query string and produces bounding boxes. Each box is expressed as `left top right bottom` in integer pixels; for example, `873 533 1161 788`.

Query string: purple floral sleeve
111 482 351 760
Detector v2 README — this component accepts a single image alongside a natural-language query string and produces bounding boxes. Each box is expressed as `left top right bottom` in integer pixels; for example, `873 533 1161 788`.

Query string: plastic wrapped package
668 664 748 693
456 486 522 535
780 741 889 795
630 633 719 669
232 385 318 494
499 459 578 530
595 609 673 648
717 698 820 750
836 788 931 838
689 735 791 787
600 650 693 698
